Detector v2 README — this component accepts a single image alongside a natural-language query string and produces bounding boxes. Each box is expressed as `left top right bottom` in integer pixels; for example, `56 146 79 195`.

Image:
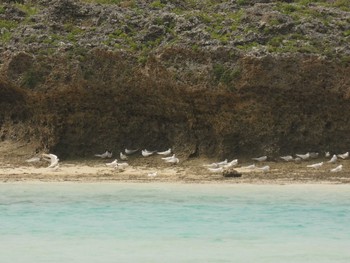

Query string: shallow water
1 183 350 263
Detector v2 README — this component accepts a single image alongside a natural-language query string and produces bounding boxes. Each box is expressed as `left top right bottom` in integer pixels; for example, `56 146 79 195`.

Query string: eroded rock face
1 0 350 158
1 48 349 158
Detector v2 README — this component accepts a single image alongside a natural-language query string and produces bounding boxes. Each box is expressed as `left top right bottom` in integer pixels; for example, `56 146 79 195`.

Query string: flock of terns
96 148 179 177
25 148 179 177
202 151 348 174
25 148 348 177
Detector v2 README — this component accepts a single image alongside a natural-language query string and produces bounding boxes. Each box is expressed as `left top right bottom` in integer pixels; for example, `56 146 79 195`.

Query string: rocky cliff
0 0 350 159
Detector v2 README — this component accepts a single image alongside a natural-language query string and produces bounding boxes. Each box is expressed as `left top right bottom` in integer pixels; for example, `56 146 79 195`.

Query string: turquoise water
1 183 350 263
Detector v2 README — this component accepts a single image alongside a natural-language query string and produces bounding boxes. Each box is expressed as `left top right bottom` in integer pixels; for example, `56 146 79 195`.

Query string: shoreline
1 162 349 184
1 141 349 184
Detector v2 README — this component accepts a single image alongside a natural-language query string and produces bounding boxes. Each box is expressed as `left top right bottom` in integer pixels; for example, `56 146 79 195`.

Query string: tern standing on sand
307 162 323 169
252 156 267 162
164 156 179 164
296 153 310 160
142 149 155 157
328 154 337 163
337 152 349 159
125 148 139 155
157 148 172 155
95 151 112 158
280 155 293 162
42 153 59 169
330 165 342 173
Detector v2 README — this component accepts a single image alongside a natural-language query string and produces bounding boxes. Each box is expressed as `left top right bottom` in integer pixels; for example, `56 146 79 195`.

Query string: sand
1 140 349 184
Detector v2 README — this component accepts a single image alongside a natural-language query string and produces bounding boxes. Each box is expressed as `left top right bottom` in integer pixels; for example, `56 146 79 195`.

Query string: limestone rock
223 169 242 178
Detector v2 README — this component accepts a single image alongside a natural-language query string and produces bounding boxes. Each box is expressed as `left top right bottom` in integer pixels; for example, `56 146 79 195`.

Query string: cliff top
0 0 349 61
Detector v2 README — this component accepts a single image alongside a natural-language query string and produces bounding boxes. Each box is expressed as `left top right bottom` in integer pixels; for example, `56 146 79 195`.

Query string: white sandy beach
1 140 350 184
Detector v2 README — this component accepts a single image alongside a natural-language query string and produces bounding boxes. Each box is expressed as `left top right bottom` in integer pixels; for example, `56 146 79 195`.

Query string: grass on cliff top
81 0 136 6
14 3 38 16
80 0 350 10
0 3 38 17
277 0 350 11
0 19 18 29
2 0 347 59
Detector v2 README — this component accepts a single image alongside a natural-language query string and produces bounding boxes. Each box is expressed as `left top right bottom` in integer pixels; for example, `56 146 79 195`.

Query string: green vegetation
15 3 38 16
81 0 136 6
150 0 165 9
186 10 244 44
0 18 17 44
276 2 324 20
276 3 302 14
344 30 350 37
106 28 138 51
0 19 18 29
64 23 84 43
331 0 350 11
42 34 63 46
236 0 246 5
82 0 122 4
213 64 241 85
21 69 43 89
276 0 350 15
236 41 259 51
340 56 350 66
0 0 348 60
23 35 38 44
0 31 12 43
266 36 320 54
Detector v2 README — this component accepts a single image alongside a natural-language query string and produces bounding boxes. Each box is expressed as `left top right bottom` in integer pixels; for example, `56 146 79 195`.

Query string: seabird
164 157 179 164
147 172 158 177
114 162 129 170
257 165 270 172
216 159 228 166
162 154 175 161
125 148 139 155
120 152 128 160
42 153 59 168
217 159 227 166
307 162 323 169
280 155 293 162
330 165 343 173
242 164 255 169
252 156 267 162
157 148 172 155
203 162 219 168
106 159 118 167
95 151 112 158
223 159 238 169
337 152 349 159
203 159 228 168
327 154 337 163
142 149 155 157
296 153 310 160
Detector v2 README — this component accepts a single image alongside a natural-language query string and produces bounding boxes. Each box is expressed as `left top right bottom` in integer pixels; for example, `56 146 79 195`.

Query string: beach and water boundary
1 140 350 184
